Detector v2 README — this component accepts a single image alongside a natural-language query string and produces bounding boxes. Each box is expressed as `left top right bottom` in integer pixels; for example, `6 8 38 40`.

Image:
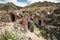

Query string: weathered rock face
0 13 11 22
0 22 42 40
0 22 32 40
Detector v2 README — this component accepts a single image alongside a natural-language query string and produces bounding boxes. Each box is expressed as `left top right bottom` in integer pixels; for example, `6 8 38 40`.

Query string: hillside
0 2 21 10
19 1 60 12
0 1 60 40
0 1 60 12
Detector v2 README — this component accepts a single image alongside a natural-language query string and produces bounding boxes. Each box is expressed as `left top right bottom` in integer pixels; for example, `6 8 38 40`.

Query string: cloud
0 0 28 7
0 0 60 7
27 0 45 4
8 0 28 7
0 1 4 3
46 0 60 3
27 0 60 4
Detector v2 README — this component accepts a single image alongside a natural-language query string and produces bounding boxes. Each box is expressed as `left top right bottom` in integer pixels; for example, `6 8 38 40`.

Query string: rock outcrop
0 22 45 40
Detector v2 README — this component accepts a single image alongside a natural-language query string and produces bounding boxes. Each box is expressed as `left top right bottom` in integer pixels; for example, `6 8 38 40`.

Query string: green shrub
0 31 16 40
40 29 47 39
6 31 16 40
0 34 4 40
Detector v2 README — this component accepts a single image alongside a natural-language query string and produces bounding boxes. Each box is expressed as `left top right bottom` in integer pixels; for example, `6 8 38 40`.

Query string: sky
0 0 60 7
